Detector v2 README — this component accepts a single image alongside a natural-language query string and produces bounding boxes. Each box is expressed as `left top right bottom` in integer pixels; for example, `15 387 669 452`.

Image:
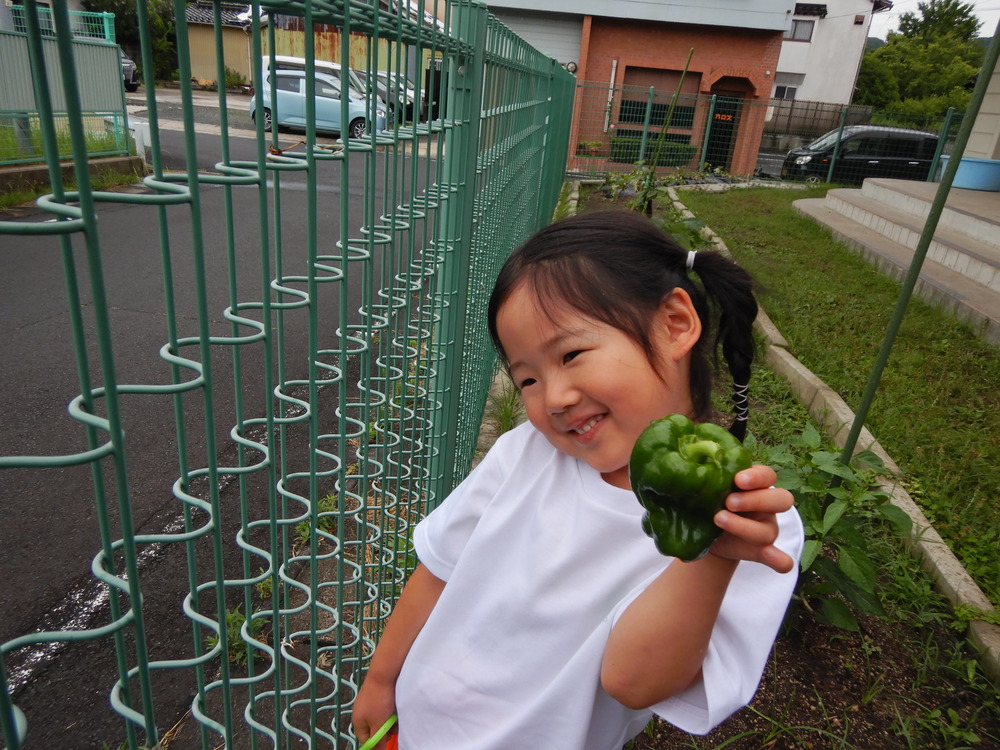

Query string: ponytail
683 248 757 441
488 210 758 439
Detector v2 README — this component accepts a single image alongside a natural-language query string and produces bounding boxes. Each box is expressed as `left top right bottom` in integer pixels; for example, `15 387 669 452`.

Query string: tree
896 0 981 43
852 0 983 115
873 33 979 101
853 55 900 110
82 0 177 80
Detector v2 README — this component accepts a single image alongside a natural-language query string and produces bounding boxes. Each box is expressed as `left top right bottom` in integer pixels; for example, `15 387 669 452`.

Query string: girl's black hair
487 210 758 440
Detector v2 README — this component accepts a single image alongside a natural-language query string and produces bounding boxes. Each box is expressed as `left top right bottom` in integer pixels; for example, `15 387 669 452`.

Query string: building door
702 94 742 171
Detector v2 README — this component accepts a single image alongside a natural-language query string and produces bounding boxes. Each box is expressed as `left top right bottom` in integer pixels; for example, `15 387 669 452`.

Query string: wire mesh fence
567 79 964 185
0 1 571 748
0 111 131 166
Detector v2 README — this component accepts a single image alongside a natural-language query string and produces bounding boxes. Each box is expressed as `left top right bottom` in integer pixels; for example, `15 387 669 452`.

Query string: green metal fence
567 79 964 184
0 111 131 166
0 1 571 748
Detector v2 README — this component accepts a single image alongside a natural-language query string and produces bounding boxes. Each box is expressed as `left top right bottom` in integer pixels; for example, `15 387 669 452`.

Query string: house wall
966 66 1000 160
485 0 789 31
774 1 879 105
489 8 582 67
265 19 391 74
188 25 252 86
568 16 783 175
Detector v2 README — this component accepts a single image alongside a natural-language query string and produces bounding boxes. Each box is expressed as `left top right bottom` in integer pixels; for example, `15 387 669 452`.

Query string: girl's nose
545 376 579 415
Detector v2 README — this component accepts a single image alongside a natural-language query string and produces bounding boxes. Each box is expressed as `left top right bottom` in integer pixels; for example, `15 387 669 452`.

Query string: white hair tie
686 250 697 271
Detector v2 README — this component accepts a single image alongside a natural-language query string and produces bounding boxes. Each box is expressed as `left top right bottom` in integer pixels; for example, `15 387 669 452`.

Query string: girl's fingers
734 464 778 491
713 510 795 573
715 509 778 545
725 486 793 514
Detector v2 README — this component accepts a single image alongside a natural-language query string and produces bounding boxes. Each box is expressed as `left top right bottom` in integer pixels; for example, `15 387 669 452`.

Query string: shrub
609 138 697 167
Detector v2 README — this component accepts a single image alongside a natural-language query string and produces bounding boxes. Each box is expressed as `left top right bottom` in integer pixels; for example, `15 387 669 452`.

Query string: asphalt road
0 99 402 747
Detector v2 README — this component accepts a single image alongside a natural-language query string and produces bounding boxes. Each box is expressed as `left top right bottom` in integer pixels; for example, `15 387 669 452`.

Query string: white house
772 0 893 104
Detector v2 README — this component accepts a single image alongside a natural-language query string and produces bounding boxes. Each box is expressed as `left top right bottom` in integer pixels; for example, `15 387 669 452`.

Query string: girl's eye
563 350 582 364
519 377 536 389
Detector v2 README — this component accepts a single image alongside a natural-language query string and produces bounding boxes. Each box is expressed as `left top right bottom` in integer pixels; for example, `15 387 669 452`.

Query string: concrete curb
0 155 146 195
662 184 1000 685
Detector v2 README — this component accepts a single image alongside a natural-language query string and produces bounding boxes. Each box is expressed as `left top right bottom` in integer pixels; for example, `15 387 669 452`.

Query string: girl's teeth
574 416 601 434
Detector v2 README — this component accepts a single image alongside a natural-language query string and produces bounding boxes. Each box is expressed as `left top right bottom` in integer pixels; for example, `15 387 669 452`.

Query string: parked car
120 47 140 92
249 69 386 138
781 125 939 184
355 69 419 122
262 55 377 107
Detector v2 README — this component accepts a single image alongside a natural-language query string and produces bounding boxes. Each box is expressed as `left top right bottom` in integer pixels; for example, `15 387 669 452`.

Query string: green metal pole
639 85 655 164
839 22 1000 466
700 94 717 168
826 105 849 183
928 107 955 182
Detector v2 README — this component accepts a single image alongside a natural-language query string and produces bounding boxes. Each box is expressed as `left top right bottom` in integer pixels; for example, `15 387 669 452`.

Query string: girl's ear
656 287 701 361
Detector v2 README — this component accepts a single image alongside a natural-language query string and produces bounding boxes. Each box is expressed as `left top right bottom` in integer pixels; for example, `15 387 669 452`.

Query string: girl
353 210 803 749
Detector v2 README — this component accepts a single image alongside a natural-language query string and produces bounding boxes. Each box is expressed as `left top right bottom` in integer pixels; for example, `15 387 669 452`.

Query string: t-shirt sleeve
644 506 805 734
411 425 520 582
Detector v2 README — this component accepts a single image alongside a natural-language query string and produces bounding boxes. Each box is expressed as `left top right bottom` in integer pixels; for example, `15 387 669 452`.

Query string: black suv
121 48 140 92
781 125 939 184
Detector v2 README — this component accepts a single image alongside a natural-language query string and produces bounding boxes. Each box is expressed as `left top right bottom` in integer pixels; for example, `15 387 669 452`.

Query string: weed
294 493 339 548
224 66 245 89
204 605 265 666
485 377 524 435
254 566 278 600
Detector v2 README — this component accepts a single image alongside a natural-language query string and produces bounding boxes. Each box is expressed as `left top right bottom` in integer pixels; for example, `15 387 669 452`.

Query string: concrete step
824 188 1000 294
794 197 1000 346
861 178 1000 251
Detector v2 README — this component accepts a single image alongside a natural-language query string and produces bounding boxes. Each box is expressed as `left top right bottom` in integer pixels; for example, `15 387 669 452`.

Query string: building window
793 3 827 17
774 85 797 100
784 19 815 42
618 100 696 129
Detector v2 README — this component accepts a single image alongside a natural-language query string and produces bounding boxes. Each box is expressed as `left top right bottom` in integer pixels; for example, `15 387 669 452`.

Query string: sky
867 0 1000 39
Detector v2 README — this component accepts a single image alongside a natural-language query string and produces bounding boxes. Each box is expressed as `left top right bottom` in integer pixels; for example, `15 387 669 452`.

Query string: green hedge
609 138 697 167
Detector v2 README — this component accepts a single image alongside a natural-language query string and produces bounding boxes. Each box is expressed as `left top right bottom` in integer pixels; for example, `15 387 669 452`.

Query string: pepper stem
678 434 723 468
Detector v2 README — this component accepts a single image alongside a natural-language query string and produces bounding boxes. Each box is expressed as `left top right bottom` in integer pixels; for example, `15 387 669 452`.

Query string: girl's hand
353 676 398 750
710 464 795 574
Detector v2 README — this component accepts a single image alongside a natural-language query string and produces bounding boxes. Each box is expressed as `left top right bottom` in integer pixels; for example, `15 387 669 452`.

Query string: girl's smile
496 283 699 489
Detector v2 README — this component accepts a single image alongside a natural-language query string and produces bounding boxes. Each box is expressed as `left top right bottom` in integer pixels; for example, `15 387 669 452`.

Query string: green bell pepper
628 414 752 561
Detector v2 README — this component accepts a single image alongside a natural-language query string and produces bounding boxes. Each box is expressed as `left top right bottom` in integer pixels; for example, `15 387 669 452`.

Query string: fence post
638 85 654 164
101 11 115 42
928 107 955 182
427 0 489 506
700 94 717 168
825 105 849 183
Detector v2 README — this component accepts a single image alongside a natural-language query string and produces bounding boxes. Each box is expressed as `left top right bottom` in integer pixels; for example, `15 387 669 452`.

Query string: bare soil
629 608 998 748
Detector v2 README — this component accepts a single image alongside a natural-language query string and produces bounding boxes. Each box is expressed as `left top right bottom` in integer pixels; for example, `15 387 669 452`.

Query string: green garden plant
756 424 911 631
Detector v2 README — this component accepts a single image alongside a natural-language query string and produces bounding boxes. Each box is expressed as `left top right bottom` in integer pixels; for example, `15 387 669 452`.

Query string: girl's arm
353 563 446 747
601 465 794 710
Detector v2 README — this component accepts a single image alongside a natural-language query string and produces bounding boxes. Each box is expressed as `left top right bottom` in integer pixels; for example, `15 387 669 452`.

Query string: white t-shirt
394 422 803 750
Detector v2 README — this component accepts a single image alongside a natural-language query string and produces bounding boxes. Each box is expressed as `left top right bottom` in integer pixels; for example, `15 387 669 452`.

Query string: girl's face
496 283 700 489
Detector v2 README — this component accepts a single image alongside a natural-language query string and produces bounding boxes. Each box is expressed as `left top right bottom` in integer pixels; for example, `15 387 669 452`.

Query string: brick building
487 0 792 175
